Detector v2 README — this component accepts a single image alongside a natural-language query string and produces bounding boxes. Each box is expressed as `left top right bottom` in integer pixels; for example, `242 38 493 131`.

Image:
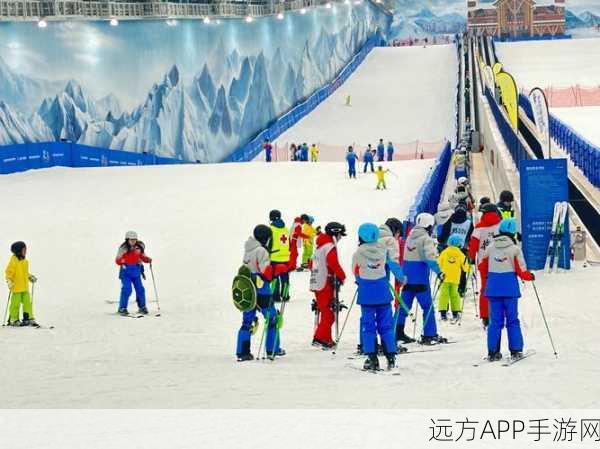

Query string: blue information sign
519 159 570 270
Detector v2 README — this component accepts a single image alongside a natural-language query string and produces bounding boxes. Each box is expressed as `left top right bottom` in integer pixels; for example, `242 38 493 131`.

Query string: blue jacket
364 150 374 162
402 227 440 285
387 144 394 155
346 152 358 165
300 147 308 161
377 144 385 158
352 242 404 306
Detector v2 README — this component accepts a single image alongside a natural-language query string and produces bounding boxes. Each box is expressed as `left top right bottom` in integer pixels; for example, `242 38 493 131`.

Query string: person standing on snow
310 222 346 349
5 241 37 326
269 210 291 302
263 139 273 163
363 145 375 173
377 139 385 162
300 143 309 162
115 231 152 315
352 223 406 371
301 215 317 270
497 190 516 220
236 225 288 361
479 218 534 362
437 234 470 322
346 146 358 178
468 203 502 328
309 144 319 162
396 213 447 346
438 204 473 296
386 141 395 161
375 166 389 190
289 215 306 271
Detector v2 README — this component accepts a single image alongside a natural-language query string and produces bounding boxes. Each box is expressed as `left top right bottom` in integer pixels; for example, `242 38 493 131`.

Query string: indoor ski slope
496 38 600 88
1 161 600 408
275 46 458 150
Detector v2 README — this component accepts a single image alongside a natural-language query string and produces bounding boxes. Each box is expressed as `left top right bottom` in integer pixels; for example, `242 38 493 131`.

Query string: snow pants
302 242 313 266
272 270 290 302
360 304 396 355
387 151 393 161
397 285 438 337
8 292 33 322
478 267 489 319
376 180 386 190
363 161 374 173
348 163 356 178
487 297 523 353
438 282 462 312
119 264 146 310
313 285 335 344
236 299 280 356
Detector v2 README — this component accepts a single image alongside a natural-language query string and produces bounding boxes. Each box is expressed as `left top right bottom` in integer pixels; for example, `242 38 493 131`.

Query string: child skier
309 144 319 162
375 166 389 190
352 223 406 370
5 241 37 326
468 203 502 328
301 215 316 269
310 222 346 349
269 210 291 302
346 146 358 178
479 218 534 361
396 213 447 345
236 225 287 361
115 231 152 315
437 234 470 323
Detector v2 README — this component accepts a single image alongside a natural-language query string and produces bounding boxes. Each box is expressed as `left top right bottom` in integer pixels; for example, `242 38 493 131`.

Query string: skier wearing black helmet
497 190 515 219
269 210 291 303
5 241 38 326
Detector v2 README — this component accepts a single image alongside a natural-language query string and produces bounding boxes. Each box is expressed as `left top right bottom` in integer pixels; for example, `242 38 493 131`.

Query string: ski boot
396 326 416 344
355 344 364 355
440 311 448 321
312 338 334 350
138 307 149 315
510 351 523 362
7 320 21 327
487 351 502 362
481 317 489 329
396 343 408 354
363 354 380 371
419 335 437 346
118 308 129 316
267 348 286 359
21 313 36 326
450 312 461 324
237 353 255 362
385 353 396 370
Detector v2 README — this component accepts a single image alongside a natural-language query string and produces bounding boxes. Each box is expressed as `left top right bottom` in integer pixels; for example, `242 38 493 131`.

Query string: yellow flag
492 62 503 76
495 72 518 130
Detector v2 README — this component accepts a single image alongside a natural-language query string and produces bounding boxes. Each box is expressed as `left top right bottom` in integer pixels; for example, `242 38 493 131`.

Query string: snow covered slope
496 38 600 88
552 106 600 147
275 46 458 149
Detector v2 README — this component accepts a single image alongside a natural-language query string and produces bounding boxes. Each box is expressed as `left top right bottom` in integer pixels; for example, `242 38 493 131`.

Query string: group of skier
233 173 536 370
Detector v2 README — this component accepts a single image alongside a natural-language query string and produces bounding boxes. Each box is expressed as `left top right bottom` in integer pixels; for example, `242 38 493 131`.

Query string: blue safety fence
0 141 184 175
493 34 571 43
519 93 600 188
484 88 532 169
222 30 385 163
405 141 452 227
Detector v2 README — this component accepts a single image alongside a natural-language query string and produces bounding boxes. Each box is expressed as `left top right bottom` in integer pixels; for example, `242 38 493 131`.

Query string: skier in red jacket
468 203 502 328
289 215 310 271
310 222 347 349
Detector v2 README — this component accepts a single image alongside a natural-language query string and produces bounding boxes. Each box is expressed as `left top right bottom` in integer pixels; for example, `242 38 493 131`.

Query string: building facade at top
467 0 566 37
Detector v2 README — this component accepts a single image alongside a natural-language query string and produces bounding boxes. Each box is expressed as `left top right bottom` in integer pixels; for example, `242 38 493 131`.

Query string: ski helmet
499 190 514 203
499 218 518 235
325 222 346 238
269 209 281 222
457 176 468 185
437 201 452 212
479 196 491 207
415 213 435 229
253 225 272 249
447 234 463 248
125 231 138 240
358 223 380 244
453 204 468 221
480 203 501 216
300 213 309 223
10 241 26 258
385 218 403 236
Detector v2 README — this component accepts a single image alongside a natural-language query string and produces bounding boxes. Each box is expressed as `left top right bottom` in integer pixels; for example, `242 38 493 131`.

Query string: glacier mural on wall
0 3 387 162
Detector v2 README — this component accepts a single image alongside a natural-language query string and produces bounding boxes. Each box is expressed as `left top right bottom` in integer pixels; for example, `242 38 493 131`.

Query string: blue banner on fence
519 158 570 270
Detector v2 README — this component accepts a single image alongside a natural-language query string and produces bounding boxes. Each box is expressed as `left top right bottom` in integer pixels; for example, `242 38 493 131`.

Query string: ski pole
256 308 269 361
470 268 479 318
2 292 10 326
332 289 358 354
149 264 161 317
333 276 340 342
269 293 288 361
422 278 442 337
531 281 559 359
412 301 420 340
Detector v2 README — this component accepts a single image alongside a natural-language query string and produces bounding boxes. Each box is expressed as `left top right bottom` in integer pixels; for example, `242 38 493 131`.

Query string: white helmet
437 201 452 212
457 176 468 185
415 213 435 229
125 230 138 240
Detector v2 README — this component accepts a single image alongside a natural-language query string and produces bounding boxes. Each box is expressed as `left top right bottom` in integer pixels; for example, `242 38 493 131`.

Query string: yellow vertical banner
495 71 519 130
492 62 503 76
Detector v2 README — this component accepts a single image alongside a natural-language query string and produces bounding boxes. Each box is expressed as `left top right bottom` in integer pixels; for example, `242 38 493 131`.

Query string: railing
405 141 452 225
0 141 184 175
223 31 385 163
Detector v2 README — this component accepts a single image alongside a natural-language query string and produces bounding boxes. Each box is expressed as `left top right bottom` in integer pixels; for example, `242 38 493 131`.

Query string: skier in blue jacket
363 145 374 173
386 141 394 161
377 139 385 162
300 143 309 162
346 146 358 178
396 213 448 345
352 223 406 371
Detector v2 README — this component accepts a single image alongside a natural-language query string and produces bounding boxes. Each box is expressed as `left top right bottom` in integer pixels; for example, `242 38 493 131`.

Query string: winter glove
311 299 318 312
146 257 152 264
28 274 37 283
521 271 535 281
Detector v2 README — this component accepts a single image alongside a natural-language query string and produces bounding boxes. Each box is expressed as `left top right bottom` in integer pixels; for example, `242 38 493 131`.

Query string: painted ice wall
0 3 388 162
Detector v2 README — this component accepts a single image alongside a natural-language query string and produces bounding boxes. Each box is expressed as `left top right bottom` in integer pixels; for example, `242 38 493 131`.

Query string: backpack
232 265 257 312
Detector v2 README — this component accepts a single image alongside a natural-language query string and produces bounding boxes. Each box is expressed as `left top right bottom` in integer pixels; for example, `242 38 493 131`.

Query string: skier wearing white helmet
115 231 152 315
396 213 447 345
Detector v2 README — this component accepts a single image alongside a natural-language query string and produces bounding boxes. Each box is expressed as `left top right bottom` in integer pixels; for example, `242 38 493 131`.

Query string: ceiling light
109 18 119 26
203 17 210 24
245 16 253 23
37 19 47 28
300 8 307 14
277 12 284 19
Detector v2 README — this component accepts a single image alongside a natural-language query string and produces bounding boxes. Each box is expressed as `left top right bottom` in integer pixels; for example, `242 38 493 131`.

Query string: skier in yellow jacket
437 234 470 323
301 214 316 269
5 241 37 326
309 144 319 162
375 166 389 190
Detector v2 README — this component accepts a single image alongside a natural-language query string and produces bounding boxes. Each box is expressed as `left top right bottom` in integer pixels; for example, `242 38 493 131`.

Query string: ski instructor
116 231 153 315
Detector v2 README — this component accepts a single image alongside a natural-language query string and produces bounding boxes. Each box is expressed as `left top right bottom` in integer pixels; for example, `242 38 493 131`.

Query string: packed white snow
496 38 600 88
1 161 599 408
275 46 458 149
552 106 600 147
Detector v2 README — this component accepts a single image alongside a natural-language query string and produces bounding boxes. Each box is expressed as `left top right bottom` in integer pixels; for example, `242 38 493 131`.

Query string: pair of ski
472 349 536 367
544 201 568 273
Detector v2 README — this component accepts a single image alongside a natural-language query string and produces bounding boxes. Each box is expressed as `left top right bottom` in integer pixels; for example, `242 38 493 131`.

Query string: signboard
519 159 570 270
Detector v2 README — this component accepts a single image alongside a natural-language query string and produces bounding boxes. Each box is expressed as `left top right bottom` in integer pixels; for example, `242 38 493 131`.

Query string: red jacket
468 211 502 262
116 248 151 266
312 233 346 283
